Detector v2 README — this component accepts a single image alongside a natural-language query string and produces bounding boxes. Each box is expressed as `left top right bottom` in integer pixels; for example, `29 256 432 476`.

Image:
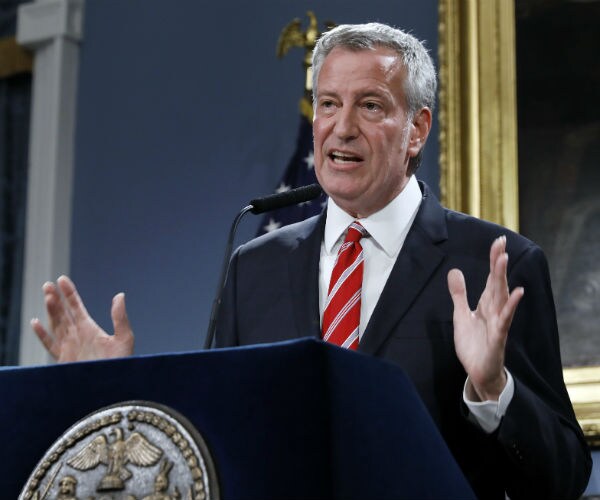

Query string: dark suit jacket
216 182 591 499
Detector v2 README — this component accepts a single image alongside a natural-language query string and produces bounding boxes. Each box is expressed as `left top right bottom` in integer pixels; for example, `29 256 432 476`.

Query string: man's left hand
448 236 524 401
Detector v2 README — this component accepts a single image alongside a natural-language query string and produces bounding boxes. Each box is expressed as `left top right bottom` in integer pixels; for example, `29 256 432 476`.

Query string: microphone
204 183 323 349
249 183 323 214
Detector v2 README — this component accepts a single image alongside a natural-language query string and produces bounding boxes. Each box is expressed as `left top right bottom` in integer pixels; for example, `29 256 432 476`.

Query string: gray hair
312 23 437 172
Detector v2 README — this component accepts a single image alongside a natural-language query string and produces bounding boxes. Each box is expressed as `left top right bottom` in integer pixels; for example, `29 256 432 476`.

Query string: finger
31 318 59 360
498 286 525 332
488 236 509 309
478 269 494 311
448 269 470 315
489 236 505 274
57 275 91 324
111 293 135 349
491 250 510 311
43 281 73 337
479 237 505 312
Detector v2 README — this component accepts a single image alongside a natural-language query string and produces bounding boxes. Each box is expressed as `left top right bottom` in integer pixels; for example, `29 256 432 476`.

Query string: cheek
312 121 326 166
381 130 408 162
312 120 325 145
313 148 325 173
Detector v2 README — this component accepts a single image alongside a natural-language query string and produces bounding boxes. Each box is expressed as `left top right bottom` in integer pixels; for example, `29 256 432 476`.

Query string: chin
325 183 362 200
320 174 364 196
328 190 368 215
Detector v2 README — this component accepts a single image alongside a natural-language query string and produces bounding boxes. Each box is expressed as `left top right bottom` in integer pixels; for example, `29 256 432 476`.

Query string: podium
0 338 475 499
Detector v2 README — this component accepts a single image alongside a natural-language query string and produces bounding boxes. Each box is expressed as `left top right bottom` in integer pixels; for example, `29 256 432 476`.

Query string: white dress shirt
318 175 513 433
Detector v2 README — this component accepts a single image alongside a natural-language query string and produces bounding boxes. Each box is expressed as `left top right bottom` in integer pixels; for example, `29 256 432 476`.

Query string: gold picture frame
438 0 600 447
0 36 32 78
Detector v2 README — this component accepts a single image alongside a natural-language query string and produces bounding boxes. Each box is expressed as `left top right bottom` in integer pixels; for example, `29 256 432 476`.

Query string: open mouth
329 151 363 164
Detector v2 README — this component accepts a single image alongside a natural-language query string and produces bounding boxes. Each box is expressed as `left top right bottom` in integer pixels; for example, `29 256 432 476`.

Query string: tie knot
345 221 366 243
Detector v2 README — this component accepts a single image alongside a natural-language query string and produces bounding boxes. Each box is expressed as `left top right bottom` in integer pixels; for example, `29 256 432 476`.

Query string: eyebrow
356 90 390 100
317 88 392 101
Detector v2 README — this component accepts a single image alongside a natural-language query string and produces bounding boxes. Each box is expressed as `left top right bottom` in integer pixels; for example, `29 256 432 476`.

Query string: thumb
447 268 469 313
111 292 134 342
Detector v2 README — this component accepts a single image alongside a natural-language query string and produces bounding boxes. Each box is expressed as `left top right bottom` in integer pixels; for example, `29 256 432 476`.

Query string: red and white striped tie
322 221 367 350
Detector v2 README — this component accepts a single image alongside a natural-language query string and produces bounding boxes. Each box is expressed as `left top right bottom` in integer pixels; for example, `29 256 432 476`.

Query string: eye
317 99 337 116
363 101 381 111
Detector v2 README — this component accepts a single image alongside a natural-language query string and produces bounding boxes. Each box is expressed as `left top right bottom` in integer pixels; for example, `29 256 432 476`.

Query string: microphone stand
203 205 253 349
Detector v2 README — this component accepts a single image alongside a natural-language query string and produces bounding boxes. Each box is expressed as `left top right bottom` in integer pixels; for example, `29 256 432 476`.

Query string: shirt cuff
463 369 515 434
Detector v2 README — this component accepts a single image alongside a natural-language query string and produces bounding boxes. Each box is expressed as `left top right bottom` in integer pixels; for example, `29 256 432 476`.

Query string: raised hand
447 236 524 401
31 275 134 363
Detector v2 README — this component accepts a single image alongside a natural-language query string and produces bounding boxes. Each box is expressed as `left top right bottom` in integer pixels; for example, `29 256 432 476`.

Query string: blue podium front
0 338 475 499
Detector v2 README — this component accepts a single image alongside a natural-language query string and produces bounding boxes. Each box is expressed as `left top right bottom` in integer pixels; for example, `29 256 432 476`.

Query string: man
32 23 591 499
56 475 78 500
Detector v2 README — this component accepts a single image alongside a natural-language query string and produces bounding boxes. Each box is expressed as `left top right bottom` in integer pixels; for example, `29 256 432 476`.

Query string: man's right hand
31 275 134 363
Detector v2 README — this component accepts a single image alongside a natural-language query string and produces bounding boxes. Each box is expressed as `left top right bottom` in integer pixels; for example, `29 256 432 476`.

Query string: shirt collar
324 175 422 257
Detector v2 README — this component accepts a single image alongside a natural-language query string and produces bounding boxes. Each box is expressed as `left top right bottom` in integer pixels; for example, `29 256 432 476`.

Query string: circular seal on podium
19 401 220 500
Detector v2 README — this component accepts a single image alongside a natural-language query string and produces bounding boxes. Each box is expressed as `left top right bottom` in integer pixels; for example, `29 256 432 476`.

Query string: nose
333 105 358 141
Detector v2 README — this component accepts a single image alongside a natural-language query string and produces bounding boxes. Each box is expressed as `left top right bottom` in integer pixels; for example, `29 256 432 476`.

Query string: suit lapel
287 212 326 340
358 184 448 355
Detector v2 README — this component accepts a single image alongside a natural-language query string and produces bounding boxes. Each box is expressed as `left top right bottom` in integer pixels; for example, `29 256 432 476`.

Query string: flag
256 116 327 235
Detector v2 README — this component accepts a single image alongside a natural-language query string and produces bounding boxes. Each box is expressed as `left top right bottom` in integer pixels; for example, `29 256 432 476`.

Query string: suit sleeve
498 244 591 499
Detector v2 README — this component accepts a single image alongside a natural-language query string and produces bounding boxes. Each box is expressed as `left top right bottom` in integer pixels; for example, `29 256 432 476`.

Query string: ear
407 107 432 158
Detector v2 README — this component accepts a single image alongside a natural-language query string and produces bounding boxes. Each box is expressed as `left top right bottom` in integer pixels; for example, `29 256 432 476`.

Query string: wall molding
16 0 84 365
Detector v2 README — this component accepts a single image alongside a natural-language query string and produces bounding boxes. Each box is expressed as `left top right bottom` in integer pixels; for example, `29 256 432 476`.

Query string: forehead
317 46 405 94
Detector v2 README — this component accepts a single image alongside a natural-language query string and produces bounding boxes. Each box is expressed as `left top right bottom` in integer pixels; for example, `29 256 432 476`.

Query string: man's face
313 46 430 218
59 478 75 494
155 474 168 492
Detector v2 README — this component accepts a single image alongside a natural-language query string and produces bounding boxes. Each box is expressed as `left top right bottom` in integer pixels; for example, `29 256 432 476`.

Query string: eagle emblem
20 402 218 500
67 426 162 491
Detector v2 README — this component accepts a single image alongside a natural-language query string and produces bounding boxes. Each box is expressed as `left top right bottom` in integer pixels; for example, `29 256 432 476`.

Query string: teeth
331 152 361 163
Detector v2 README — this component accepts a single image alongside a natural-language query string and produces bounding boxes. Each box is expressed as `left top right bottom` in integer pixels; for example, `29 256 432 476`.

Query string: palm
52 315 129 363
452 285 506 391
32 276 134 363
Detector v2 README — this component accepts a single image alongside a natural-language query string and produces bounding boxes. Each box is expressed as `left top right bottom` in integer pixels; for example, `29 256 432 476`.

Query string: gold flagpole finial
277 11 335 121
